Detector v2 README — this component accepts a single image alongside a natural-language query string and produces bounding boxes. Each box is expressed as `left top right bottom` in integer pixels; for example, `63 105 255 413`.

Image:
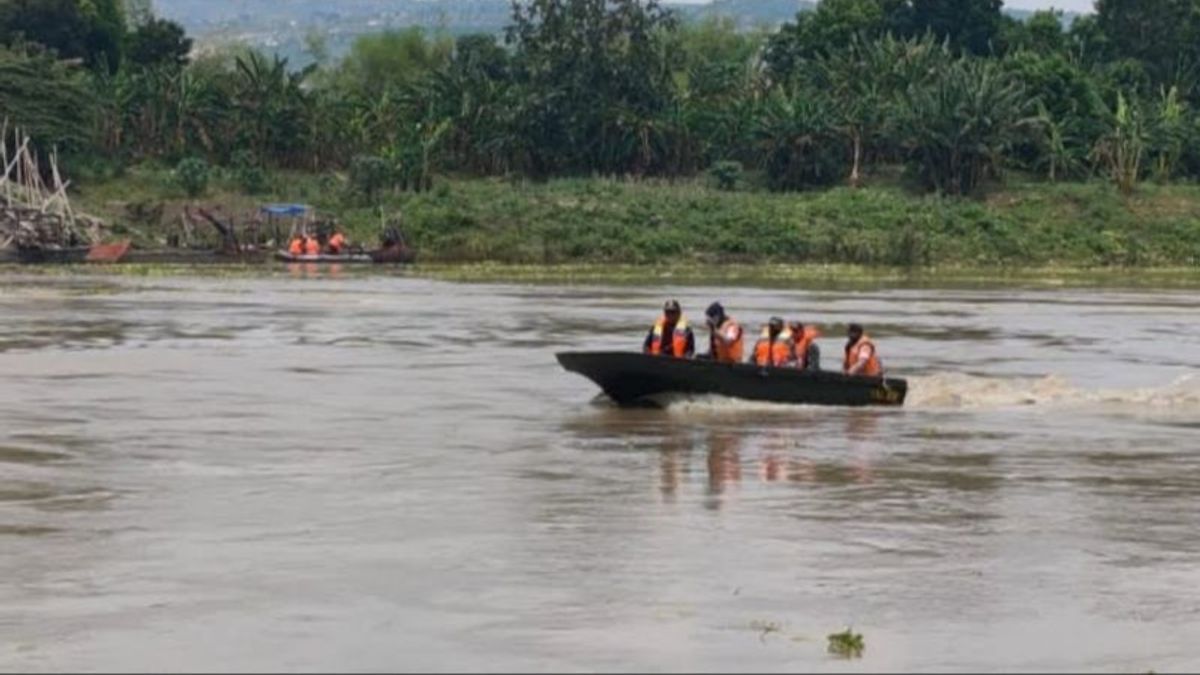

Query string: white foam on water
909 372 1200 411
640 374 1200 415
652 393 821 416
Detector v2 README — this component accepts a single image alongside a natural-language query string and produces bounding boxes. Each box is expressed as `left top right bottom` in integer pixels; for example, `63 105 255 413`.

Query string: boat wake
908 372 1200 411
608 373 1200 415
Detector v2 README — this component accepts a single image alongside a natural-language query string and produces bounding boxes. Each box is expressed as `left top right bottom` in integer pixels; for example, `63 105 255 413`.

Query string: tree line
3 0 1200 197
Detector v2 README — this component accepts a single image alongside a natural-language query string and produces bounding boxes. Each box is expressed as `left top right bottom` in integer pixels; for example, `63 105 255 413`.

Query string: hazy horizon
662 0 1095 13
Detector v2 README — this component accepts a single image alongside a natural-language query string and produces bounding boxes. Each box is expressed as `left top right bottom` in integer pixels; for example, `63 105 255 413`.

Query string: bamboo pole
1 119 9 206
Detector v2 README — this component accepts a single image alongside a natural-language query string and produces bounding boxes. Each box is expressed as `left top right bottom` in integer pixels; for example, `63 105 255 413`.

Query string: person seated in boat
327 226 347 255
844 323 882 377
303 232 321 256
752 316 793 367
643 299 695 358
704 302 744 363
788 320 821 371
287 235 304 256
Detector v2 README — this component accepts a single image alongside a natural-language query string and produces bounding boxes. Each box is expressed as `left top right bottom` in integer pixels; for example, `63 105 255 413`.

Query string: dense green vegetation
73 168 1200 267
2 0 1200 267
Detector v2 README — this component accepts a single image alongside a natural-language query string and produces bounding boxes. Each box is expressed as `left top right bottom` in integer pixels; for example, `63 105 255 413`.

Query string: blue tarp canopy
260 203 310 216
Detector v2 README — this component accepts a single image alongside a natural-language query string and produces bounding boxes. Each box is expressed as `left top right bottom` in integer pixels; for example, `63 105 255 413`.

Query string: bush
709 161 743 191
174 157 210 198
349 154 391 202
232 150 268 195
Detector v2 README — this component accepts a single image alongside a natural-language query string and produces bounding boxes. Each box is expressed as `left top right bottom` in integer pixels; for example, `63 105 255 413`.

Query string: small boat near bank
274 250 375 264
273 245 416 264
12 240 132 264
556 351 907 407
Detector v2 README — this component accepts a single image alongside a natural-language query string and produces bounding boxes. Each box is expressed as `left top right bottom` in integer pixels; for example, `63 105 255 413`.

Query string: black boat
556 351 907 407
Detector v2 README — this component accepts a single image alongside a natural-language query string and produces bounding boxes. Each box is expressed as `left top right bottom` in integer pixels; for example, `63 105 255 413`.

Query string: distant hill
153 0 811 38
684 0 815 28
153 0 1080 67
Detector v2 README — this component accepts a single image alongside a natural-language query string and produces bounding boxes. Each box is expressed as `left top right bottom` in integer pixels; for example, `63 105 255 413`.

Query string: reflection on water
0 272 1197 671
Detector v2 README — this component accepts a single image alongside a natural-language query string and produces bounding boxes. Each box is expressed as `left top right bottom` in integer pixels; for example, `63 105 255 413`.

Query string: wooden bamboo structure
0 120 104 251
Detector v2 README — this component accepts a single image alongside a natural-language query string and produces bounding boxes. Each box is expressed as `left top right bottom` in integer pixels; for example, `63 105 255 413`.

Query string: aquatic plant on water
827 627 864 658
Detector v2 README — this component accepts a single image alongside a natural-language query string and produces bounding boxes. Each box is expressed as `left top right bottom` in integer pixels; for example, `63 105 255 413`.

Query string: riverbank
71 168 1200 268
6 260 1200 291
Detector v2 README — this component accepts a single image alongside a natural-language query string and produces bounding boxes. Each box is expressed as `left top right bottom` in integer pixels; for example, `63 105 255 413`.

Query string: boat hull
275 246 415 264
556 351 907 407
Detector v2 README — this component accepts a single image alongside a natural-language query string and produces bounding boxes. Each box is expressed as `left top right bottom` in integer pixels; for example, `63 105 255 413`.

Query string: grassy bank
72 167 1200 268
7 261 1200 290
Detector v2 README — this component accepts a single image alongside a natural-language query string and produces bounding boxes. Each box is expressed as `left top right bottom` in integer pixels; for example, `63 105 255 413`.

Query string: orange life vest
303 236 320 256
647 316 690 358
844 334 882 376
328 232 346 253
710 317 744 363
791 326 821 368
753 326 793 367
288 238 303 255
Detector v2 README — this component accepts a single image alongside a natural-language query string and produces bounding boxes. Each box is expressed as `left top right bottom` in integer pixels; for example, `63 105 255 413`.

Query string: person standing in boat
844 323 882 376
704 302 744 363
788 320 821 371
752 316 793 367
643 300 695 358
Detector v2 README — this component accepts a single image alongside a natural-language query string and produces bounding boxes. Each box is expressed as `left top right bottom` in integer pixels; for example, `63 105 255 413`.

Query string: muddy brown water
0 271 1197 672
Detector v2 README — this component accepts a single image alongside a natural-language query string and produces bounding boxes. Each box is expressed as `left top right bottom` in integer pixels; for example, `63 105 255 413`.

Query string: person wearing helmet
643 299 695 358
788 320 822 371
704 301 744 363
844 323 882 376
752 316 793 367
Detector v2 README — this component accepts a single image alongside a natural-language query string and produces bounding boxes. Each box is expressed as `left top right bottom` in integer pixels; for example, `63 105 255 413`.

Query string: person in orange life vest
787 320 822 371
287 235 304 255
643 299 695 358
704 301 744 363
303 232 321 256
327 226 347 254
752 316 793 367
844 322 882 376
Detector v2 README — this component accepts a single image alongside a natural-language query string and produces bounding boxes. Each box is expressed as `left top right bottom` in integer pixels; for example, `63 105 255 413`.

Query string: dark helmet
705 301 726 322
663 299 682 315
768 316 784 334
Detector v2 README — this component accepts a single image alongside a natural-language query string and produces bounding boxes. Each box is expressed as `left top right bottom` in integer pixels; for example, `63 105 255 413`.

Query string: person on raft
289 231 320 256
326 225 347 254
788 320 821 371
844 323 882 376
704 302 744 363
643 299 695 358
752 316 793 367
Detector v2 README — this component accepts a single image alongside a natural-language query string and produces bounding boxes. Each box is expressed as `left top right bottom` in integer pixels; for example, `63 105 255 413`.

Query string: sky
664 0 1096 13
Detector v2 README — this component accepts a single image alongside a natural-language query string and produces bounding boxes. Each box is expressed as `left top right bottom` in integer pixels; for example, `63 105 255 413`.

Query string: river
0 270 1197 672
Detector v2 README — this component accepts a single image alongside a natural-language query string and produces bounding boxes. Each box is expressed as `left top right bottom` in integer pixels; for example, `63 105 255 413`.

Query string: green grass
70 167 1200 269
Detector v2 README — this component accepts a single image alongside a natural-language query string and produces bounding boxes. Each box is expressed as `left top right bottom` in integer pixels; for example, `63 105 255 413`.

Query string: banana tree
754 87 844 191
1149 85 1185 182
892 57 1039 195
1090 91 1146 195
